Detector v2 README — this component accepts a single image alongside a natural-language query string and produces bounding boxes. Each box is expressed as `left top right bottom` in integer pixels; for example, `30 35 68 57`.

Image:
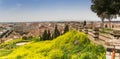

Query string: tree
83 20 86 27
42 30 48 40
107 0 120 28
111 0 120 16
53 25 60 39
47 30 51 40
105 24 108 28
91 0 110 29
63 24 69 34
22 36 28 40
41 30 52 40
91 0 120 29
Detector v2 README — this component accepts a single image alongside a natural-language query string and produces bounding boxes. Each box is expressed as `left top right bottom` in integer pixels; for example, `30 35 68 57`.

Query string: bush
32 37 40 42
0 30 106 59
48 49 63 59
80 52 98 59
22 36 28 40
0 38 23 49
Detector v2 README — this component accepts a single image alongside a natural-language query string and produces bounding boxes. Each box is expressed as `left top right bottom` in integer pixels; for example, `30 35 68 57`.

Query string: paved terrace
85 29 120 59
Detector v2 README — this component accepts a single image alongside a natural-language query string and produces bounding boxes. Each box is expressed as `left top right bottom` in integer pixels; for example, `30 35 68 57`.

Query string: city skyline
0 0 119 22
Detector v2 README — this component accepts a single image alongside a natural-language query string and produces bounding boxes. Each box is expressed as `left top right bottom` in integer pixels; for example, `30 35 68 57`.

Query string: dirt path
16 42 30 46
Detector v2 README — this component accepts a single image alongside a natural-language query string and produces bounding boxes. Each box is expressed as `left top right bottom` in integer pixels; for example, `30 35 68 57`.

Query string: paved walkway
106 52 120 59
87 31 120 59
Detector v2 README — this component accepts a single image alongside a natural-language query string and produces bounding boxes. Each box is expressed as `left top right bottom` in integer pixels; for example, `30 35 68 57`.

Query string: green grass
0 30 106 59
0 36 40 57
100 28 113 34
0 49 13 56
0 38 23 49
0 36 40 49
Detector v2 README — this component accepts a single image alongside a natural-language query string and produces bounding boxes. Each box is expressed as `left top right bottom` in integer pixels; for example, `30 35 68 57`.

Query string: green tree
111 0 120 16
91 0 108 29
53 25 60 39
63 24 69 34
91 0 120 29
42 30 48 40
106 0 120 28
47 30 51 40
83 20 86 27
22 36 28 40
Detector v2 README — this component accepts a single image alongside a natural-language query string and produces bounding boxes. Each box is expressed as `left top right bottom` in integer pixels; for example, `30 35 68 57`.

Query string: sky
0 0 119 22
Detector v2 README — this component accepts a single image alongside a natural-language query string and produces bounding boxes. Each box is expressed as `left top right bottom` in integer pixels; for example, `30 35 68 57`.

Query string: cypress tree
47 30 51 40
83 20 86 27
64 24 69 34
53 25 60 38
42 30 47 40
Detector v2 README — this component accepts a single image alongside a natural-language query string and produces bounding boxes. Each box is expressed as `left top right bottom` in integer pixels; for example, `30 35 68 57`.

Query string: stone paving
87 30 120 59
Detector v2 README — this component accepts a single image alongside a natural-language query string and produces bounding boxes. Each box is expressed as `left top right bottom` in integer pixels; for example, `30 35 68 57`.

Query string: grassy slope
0 30 106 59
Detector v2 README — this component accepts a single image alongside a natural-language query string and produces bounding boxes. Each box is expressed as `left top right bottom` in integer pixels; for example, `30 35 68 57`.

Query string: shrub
0 30 106 59
0 38 23 49
48 49 63 59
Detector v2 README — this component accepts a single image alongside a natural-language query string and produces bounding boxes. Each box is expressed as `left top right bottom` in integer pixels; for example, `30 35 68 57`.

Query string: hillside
0 30 106 59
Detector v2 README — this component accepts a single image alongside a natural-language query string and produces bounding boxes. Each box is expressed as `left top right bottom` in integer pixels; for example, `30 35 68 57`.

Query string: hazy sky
0 0 119 22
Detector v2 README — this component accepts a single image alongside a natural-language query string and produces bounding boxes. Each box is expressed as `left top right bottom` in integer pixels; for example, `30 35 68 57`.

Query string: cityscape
0 0 120 59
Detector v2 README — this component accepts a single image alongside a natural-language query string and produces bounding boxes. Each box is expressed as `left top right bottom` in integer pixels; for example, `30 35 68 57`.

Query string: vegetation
41 25 61 40
0 30 106 59
41 30 48 40
0 38 23 49
100 28 113 34
91 0 120 29
41 30 52 40
41 24 70 40
0 36 39 49
47 30 51 40
0 38 27 57
83 20 86 27
52 25 60 39
63 24 69 34
0 36 40 57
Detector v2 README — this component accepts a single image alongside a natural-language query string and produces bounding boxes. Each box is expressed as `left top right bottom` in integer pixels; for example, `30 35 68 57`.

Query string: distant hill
0 30 106 59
